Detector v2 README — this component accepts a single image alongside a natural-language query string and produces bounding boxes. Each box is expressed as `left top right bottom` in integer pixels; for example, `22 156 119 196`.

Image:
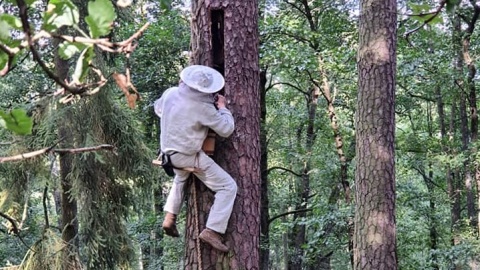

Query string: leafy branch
0 0 149 98
0 0 149 134
404 0 447 45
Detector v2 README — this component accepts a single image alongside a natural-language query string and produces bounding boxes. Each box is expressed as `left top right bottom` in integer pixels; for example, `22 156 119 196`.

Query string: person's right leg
162 168 190 237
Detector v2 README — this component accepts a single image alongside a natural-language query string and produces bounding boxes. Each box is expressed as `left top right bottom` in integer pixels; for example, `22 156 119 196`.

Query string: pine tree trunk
354 0 397 268
185 1 260 269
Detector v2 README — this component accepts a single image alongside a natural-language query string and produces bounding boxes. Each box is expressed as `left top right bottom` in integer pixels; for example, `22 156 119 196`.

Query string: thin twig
0 211 37 252
268 208 313 224
265 166 303 177
0 212 19 234
43 186 49 228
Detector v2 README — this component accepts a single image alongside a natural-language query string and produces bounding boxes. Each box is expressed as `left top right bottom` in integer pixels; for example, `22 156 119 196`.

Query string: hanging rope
191 174 203 270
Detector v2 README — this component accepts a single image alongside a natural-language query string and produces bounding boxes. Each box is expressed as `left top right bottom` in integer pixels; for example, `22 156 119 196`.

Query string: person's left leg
193 152 237 234
193 152 237 252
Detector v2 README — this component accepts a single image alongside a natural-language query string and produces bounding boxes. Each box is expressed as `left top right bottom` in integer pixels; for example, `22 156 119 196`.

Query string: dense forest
0 0 479 269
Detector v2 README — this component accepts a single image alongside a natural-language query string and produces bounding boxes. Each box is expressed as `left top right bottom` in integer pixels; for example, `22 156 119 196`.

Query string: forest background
0 0 479 269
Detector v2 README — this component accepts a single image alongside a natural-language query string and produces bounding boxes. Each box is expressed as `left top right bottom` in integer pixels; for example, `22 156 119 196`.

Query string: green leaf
411 14 443 25
43 0 79 32
72 46 94 83
409 4 430 14
59 42 87 60
0 21 11 43
0 109 33 135
159 0 173 10
0 51 8 74
446 0 460 13
0 14 22 30
0 15 22 44
85 0 116 38
5 0 36 5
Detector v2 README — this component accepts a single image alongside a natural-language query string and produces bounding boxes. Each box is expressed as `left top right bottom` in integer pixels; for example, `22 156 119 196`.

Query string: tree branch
43 186 49 228
270 81 309 96
282 0 307 17
0 211 19 234
404 0 447 45
411 166 447 193
268 208 313 224
266 166 303 177
0 144 115 163
0 211 36 252
6 0 150 97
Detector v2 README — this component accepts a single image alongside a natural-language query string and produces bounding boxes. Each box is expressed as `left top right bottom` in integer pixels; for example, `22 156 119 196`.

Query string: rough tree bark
354 0 397 269
185 1 260 269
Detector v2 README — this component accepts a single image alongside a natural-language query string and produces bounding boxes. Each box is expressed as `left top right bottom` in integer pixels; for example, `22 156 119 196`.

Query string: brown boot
198 228 229 252
162 212 179 237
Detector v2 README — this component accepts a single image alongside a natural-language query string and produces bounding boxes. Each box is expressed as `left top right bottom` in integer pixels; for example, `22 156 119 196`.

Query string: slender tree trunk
451 15 463 258
318 59 351 205
260 69 270 270
354 0 397 269
185 1 260 269
426 103 439 270
318 72 354 268
462 4 480 234
53 25 80 269
288 88 316 270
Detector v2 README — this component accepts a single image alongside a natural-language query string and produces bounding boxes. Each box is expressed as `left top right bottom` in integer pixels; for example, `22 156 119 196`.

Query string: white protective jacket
154 83 235 155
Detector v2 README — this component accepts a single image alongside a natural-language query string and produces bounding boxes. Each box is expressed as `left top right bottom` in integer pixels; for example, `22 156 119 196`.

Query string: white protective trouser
164 151 237 234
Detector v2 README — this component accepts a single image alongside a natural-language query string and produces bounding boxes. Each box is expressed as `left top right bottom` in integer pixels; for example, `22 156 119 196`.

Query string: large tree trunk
185 1 260 269
354 0 397 269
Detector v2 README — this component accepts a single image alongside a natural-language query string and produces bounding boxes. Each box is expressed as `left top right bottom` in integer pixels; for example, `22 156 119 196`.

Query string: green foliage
409 4 443 25
72 46 94 83
1 0 480 269
85 0 116 38
0 0 143 135
20 229 71 270
0 109 33 135
43 0 80 31
446 0 461 13
58 41 87 60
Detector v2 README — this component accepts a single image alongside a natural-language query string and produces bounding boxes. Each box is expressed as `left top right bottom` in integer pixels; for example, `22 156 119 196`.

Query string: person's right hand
215 94 227 109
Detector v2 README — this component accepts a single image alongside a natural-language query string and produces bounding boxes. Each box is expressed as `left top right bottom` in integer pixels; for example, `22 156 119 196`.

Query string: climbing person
154 65 237 253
